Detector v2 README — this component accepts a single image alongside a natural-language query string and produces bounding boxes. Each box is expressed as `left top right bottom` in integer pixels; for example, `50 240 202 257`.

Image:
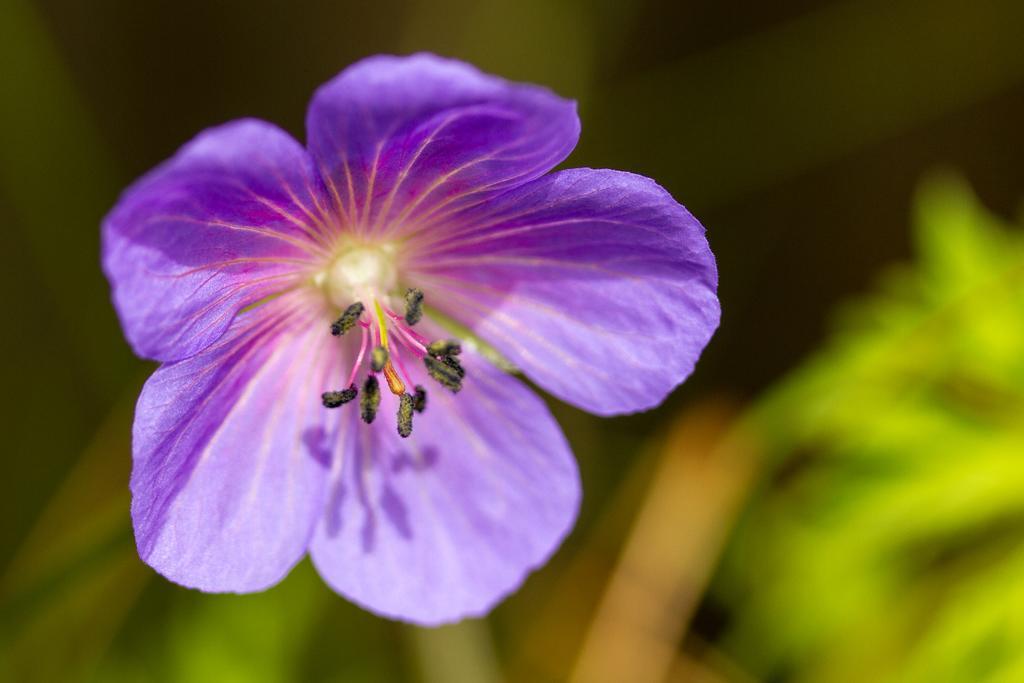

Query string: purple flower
102 54 719 625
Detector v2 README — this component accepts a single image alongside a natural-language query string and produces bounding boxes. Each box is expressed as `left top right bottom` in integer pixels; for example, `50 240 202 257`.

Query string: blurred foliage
717 174 1024 682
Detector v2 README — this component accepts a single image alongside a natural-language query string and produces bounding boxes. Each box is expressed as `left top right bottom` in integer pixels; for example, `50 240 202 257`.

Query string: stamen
361 375 381 423
397 393 414 438
325 292 465 424
424 356 463 393
426 339 461 358
370 346 389 372
371 299 406 395
330 302 364 336
322 384 357 408
404 288 424 325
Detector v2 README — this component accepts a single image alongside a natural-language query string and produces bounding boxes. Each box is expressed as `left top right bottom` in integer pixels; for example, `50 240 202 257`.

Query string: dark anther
441 355 465 378
413 385 427 413
397 393 415 438
331 302 364 336
404 288 424 326
361 375 381 423
370 345 389 372
322 384 358 408
424 356 463 393
426 339 461 358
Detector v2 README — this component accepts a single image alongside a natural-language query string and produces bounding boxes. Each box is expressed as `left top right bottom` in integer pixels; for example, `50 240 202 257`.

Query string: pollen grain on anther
322 384 358 408
397 393 415 438
331 301 365 336
426 339 461 358
360 375 381 423
404 288 424 325
424 355 464 393
413 385 427 413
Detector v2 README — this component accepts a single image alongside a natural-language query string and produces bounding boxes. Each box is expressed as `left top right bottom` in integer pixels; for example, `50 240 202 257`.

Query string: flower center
324 245 397 308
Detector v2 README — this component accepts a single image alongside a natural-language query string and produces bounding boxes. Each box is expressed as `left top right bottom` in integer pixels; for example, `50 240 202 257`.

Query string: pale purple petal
309 350 580 625
131 298 337 592
407 168 720 416
102 119 331 362
305 53 579 233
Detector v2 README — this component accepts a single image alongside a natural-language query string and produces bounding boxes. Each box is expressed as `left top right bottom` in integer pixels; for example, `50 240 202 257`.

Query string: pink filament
346 327 370 387
385 307 431 347
383 309 428 356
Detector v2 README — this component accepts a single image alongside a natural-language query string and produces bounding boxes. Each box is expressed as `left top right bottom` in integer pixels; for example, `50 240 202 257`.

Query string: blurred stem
406 620 502 683
569 400 756 683
667 642 758 683
508 421 665 681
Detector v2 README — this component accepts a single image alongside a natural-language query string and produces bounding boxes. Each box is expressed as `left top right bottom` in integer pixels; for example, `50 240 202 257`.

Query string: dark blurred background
3 0 1024 681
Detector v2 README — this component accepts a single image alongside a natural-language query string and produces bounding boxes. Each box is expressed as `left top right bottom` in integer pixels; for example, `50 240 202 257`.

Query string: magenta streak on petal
368 107 495 233
387 128 583 241
230 182 334 252
103 119 333 362
305 53 580 240
138 214 326 258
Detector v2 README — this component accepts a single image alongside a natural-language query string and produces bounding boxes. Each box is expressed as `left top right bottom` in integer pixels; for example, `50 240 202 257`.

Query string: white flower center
324 246 397 308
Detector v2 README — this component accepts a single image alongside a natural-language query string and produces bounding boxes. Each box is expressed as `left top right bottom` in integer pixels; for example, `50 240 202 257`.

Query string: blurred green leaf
716 172 1024 682
164 562 325 683
0 393 144 683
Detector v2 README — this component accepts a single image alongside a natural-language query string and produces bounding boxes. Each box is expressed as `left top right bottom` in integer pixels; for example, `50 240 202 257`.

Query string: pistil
373 300 407 395
370 346 389 372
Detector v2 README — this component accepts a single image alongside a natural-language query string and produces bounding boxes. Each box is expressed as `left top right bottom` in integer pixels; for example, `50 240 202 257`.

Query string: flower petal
407 168 720 416
131 298 336 592
309 350 580 625
305 53 579 234
102 119 331 362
